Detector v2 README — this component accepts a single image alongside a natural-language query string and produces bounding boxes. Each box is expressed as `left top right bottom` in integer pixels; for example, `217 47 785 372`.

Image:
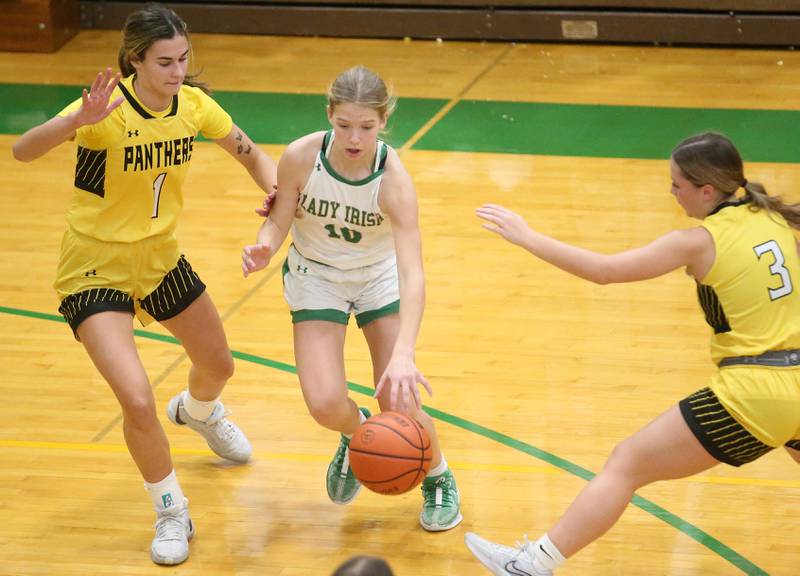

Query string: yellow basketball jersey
699 201 800 363
58 75 232 242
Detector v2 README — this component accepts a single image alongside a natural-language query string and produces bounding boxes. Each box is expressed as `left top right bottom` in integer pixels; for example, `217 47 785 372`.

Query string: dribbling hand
476 203 533 246
242 243 273 277
374 353 433 413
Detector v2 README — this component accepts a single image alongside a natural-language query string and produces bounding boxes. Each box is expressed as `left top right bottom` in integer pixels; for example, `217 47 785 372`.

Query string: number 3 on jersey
753 240 794 300
151 172 167 218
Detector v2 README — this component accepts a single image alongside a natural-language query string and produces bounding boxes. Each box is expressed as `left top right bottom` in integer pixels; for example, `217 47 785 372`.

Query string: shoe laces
332 436 350 467
513 534 538 565
422 473 456 506
205 408 237 441
154 512 186 543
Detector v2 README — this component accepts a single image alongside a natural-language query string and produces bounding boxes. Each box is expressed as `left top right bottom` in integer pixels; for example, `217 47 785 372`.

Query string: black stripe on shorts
679 387 774 467
139 255 205 322
58 288 134 336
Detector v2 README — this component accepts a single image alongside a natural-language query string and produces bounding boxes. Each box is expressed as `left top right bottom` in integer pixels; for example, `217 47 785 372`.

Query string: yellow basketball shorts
54 228 205 335
680 365 800 466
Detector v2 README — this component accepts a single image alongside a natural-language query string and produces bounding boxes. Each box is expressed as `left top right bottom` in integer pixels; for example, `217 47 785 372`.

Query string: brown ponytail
672 132 800 230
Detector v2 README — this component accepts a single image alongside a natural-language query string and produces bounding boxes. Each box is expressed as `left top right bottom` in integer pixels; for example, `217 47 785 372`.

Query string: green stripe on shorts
291 308 349 324
355 300 399 327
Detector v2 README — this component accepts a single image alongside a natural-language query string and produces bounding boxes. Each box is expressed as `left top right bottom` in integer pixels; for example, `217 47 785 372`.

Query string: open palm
76 68 124 126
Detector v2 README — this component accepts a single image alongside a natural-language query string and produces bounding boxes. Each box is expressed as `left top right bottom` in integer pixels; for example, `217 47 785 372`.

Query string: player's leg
465 403 723 575
362 314 462 531
294 319 365 504
140 253 250 463
55 234 191 564
76 310 192 565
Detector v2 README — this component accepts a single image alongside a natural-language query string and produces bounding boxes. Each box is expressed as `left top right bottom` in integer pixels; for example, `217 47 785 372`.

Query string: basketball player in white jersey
242 66 462 531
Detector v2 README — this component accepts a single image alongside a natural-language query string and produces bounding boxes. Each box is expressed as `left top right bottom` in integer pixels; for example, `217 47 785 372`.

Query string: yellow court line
3 438 799 488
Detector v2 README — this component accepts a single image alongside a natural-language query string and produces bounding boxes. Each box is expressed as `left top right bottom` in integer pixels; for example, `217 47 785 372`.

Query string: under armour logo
84 269 97 277
127 130 139 137
316 163 321 171
296 265 308 273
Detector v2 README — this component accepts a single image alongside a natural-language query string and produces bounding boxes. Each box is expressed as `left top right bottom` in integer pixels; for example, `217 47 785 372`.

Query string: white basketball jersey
291 131 394 270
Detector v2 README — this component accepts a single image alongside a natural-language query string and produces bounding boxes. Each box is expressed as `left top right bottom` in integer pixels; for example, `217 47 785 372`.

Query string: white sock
428 456 448 477
533 533 566 572
344 407 368 439
182 390 218 421
145 469 185 512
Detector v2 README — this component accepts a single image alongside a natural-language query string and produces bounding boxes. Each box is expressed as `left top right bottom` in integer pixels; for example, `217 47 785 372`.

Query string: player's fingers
90 71 103 95
418 373 433 397
374 374 387 398
108 96 124 112
410 383 422 410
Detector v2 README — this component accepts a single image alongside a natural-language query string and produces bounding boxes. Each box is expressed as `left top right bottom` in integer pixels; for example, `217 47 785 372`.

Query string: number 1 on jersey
152 172 167 218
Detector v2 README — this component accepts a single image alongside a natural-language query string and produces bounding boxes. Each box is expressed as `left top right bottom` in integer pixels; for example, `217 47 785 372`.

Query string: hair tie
741 179 748 188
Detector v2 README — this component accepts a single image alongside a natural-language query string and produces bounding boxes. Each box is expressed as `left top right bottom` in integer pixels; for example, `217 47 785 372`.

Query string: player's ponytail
672 132 800 230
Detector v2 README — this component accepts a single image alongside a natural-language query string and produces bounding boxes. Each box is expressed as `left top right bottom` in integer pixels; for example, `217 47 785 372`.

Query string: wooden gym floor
0 30 799 575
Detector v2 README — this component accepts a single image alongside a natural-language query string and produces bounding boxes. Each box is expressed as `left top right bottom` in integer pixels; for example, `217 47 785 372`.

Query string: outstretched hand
76 68 124 127
373 353 433 413
241 243 273 277
476 203 533 246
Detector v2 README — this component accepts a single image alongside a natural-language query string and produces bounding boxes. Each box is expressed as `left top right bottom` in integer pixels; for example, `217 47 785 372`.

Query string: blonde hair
672 132 800 229
117 3 208 93
327 66 396 119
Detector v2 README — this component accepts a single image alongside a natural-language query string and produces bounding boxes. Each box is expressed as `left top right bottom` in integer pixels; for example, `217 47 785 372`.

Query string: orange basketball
349 411 432 495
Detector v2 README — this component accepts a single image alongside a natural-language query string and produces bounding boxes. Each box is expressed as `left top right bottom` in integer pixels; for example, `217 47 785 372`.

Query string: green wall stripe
2 82 798 162
413 99 800 162
0 304 767 575
0 83 445 149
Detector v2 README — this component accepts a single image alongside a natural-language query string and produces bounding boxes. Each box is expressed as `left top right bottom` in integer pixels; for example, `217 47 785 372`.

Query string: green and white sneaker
326 407 371 505
420 468 462 531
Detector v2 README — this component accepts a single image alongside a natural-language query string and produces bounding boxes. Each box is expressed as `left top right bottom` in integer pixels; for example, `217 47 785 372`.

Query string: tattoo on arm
235 131 252 155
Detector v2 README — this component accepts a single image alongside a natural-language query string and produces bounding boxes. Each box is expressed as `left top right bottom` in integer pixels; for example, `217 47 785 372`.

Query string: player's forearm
393 272 425 355
13 114 80 162
255 217 288 250
245 147 278 194
519 228 611 284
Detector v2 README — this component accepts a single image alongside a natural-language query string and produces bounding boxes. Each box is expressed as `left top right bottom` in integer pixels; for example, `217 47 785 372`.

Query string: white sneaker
167 392 252 463
464 532 552 576
151 498 194 565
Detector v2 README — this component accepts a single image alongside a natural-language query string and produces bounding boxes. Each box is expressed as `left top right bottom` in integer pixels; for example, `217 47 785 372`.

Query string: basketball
349 411 432 495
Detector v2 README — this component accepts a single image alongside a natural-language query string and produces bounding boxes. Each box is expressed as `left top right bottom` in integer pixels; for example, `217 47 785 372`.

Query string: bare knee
194 351 235 382
306 393 350 430
601 439 650 489
120 394 159 431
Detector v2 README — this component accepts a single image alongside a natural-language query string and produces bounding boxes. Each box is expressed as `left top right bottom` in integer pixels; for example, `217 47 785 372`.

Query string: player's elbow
12 144 34 162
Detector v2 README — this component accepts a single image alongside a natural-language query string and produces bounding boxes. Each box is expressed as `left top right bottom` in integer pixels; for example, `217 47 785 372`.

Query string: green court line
2 82 799 162
0 304 767 575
